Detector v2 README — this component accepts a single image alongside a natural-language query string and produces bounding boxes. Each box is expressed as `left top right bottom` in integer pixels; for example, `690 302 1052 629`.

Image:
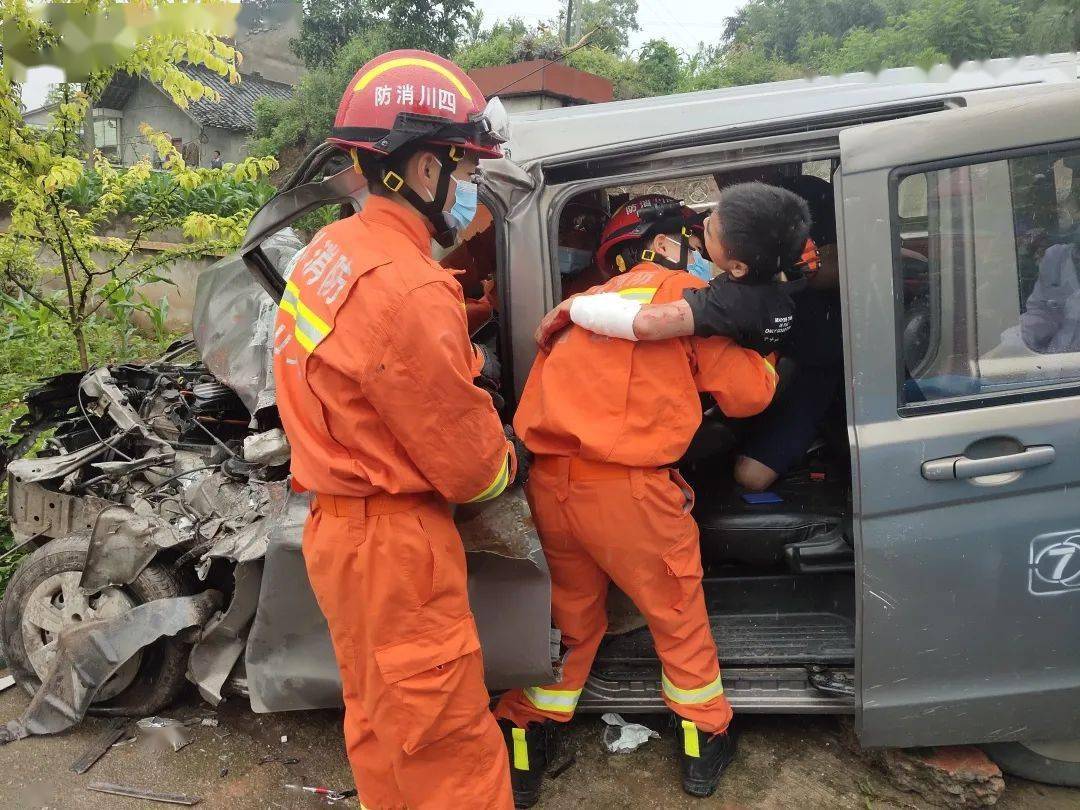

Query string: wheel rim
1024 741 1080 762
21 571 143 702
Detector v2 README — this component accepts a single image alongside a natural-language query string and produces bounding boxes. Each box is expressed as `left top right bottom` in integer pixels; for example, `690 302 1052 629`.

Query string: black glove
682 276 798 356
505 424 531 486
473 344 504 410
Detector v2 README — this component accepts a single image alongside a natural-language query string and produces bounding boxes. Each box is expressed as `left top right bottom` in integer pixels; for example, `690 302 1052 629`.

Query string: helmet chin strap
380 146 462 248
641 229 691 271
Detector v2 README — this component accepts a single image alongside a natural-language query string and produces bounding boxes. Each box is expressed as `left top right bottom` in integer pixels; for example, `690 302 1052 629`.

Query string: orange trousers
302 492 513 810
496 456 732 734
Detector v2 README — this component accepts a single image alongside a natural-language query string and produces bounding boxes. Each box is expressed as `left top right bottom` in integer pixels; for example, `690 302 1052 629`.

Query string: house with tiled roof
23 63 293 168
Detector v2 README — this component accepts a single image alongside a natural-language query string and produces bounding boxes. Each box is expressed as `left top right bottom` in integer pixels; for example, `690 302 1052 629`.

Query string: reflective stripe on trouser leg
662 669 725 705
522 685 582 714
512 727 529 770
681 720 700 758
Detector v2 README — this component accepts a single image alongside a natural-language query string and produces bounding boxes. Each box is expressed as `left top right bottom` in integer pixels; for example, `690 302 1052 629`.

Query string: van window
896 144 1080 409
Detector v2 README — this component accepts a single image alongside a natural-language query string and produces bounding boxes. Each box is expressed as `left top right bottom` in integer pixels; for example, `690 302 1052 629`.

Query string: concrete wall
119 80 199 166
117 81 247 169
501 95 571 114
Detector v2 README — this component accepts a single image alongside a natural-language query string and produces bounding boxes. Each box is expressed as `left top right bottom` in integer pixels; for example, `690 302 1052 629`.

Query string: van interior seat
687 468 853 574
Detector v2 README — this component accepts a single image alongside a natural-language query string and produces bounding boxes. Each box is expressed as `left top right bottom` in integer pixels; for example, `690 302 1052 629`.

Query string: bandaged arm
568 292 642 341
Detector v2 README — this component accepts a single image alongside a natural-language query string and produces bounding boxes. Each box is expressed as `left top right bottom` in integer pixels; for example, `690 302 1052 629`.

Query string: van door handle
922 445 1056 481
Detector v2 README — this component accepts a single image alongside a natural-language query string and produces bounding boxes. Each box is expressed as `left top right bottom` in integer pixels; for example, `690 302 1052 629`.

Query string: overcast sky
20 0 747 109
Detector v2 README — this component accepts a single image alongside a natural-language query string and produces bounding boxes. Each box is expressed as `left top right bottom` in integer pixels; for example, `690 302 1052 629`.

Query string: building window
93 118 120 161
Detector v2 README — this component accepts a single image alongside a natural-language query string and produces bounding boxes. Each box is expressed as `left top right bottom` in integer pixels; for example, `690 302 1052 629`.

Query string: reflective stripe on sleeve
662 670 725 705
523 685 582 714
466 451 511 503
280 281 332 353
511 727 529 770
616 286 658 303
681 719 700 757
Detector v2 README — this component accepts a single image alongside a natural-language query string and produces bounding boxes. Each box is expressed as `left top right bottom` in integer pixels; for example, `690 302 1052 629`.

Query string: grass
0 312 179 597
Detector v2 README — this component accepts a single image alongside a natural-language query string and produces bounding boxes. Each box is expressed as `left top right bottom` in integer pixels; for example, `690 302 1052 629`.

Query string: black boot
674 718 737 798
499 718 557 808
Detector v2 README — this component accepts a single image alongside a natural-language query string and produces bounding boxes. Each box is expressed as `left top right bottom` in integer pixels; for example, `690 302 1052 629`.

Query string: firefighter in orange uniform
273 51 515 810
496 191 810 806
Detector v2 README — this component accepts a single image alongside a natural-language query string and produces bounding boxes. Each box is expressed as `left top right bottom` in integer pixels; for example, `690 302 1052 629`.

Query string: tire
0 534 191 716
983 741 1080 788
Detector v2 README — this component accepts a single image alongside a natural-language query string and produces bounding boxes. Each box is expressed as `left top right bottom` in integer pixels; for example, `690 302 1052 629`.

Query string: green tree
291 0 475 69
1 0 277 368
570 0 640 53
724 0 896 61
252 28 398 157
1021 0 1080 53
291 0 375 68
684 44 804 91
636 40 684 97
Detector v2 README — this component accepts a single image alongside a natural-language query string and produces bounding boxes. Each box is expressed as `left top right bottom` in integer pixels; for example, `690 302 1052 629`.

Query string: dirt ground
0 686 1078 810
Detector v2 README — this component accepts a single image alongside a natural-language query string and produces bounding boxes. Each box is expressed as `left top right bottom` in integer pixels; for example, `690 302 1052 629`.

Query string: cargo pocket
373 614 484 754
661 536 704 614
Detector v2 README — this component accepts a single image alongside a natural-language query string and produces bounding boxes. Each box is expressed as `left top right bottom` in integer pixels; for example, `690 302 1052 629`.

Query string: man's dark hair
715 182 812 284
213 150 220 156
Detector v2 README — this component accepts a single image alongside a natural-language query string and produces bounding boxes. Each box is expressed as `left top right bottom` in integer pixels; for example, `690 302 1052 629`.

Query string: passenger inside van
710 165 845 492
1020 231 1080 353
557 194 611 298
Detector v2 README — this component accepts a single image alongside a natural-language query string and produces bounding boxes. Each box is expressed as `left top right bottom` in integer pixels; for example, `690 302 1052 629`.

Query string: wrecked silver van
3 53 1080 786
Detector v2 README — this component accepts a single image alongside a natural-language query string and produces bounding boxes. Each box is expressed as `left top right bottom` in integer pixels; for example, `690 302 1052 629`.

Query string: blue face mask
449 176 478 231
687 250 714 281
558 247 593 276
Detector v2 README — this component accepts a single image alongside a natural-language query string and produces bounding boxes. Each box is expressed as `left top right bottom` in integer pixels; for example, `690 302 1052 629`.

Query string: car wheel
983 740 1080 788
0 534 190 716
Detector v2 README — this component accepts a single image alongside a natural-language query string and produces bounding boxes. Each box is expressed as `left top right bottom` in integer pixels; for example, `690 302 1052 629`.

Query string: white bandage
569 293 641 341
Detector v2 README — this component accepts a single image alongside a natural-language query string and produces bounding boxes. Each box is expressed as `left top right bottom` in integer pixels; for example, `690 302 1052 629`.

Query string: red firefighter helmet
597 195 704 274
328 49 504 159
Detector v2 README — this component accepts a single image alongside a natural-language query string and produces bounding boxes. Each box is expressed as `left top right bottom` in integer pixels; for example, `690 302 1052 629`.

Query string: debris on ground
87 781 201 806
548 754 577 779
258 753 300 766
600 713 660 753
285 783 358 802
136 716 194 753
70 718 130 774
878 746 1006 808
0 675 14 693
200 718 219 728
839 720 1006 808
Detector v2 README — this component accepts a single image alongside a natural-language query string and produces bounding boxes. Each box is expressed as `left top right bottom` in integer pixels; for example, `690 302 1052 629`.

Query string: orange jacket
274 196 514 503
513 263 777 468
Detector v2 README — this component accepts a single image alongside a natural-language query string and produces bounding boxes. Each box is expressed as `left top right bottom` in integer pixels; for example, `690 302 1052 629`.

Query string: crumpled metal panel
0 591 221 744
6 481 110 541
245 492 341 713
456 486 553 691
193 229 304 416
188 561 262 706
7 438 127 484
203 479 289 563
245 487 553 712
80 505 183 592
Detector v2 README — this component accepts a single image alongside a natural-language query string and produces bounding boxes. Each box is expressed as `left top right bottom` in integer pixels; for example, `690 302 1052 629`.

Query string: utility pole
564 0 574 45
